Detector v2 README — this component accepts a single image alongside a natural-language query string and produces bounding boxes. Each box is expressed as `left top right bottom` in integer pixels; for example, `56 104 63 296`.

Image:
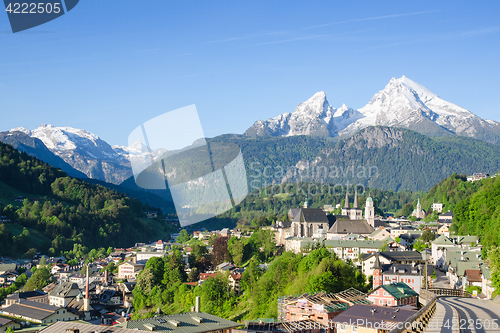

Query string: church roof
372 253 382 270
293 208 329 224
328 219 374 235
344 191 350 209
353 190 360 209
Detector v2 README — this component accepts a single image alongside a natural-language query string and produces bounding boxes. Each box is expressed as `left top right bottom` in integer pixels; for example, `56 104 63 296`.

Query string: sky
1 1 500 146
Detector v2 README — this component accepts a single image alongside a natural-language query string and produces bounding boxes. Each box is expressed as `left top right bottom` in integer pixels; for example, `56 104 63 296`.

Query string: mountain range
245 76 500 144
1 76 499 195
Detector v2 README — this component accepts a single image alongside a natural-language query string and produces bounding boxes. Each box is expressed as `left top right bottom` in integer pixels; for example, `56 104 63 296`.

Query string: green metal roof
116 312 240 333
292 237 384 249
378 282 419 300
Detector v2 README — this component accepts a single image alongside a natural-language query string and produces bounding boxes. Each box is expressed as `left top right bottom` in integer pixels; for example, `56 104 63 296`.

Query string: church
287 189 377 239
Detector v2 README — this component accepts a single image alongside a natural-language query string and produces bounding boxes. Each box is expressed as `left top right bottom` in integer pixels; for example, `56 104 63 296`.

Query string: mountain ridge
245 76 500 144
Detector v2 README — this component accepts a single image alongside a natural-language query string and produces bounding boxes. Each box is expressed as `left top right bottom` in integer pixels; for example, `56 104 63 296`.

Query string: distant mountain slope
10 124 133 184
126 127 500 193
246 76 500 144
0 131 88 179
0 141 173 257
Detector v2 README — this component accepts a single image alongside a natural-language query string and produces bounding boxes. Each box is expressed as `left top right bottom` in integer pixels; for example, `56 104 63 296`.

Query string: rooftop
331 304 417 330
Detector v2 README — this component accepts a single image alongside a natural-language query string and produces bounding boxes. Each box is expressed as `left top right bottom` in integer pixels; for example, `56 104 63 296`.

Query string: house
0 318 20 333
399 231 423 248
49 282 82 307
198 272 218 285
369 228 394 241
116 311 240 333
117 261 145 279
2 299 77 324
467 173 489 182
270 221 292 245
69 274 86 285
361 251 423 278
367 282 419 307
136 252 165 262
155 240 165 251
437 224 450 237
228 272 242 294
432 235 479 268
0 271 18 285
145 211 158 219
216 262 235 272
220 228 231 238
0 264 16 275
279 290 371 326
464 269 482 287
330 304 417 333
4 290 48 306
481 265 496 299
381 264 431 294
438 211 454 223
431 203 443 213
285 238 383 264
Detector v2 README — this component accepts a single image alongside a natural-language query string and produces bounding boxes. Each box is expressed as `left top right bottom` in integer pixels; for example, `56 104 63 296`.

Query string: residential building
381 264 431 293
117 261 145 279
481 265 496 299
361 251 423 278
136 252 165 262
438 211 454 223
155 240 165 251
369 228 394 241
367 282 419 307
228 272 242 294
431 203 443 213
285 238 383 262
0 318 20 333
330 304 417 333
49 282 81 307
2 299 77 324
4 290 48 306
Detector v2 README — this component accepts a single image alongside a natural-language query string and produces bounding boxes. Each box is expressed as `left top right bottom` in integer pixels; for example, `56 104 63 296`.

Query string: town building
117 261 145 279
0 318 20 333
367 282 419 307
4 290 48 306
2 299 77 324
330 304 417 333
49 282 82 307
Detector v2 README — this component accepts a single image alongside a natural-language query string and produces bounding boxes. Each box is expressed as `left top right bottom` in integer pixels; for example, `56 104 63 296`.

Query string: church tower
350 188 363 220
416 198 422 219
341 190 350 216
372 253 383 289
365 196 375 227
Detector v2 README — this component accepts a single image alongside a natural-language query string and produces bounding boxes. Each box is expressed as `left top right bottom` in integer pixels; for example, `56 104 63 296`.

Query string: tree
39 256 46 268
24 267 52 291
177 229 191 243
420 229 436 243
413 240 428 252
188 267 199 282
211 237 230 266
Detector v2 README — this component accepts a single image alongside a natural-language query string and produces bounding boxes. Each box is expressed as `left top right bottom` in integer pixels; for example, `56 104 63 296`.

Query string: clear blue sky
1 1 499 146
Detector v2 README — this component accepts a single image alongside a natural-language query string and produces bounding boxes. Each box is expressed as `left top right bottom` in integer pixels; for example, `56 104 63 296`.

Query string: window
383 291 388 296
388 300 391 305
379 299 383 304
63 310 65 313
352 325 358 332
57 311 59 314
338 324 346 332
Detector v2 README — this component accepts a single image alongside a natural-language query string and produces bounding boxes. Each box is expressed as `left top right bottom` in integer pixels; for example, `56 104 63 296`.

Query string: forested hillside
132 246 367 321
0 142 174 257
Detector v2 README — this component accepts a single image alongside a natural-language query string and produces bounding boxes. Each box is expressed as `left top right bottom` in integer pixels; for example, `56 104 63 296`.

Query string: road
425 297 500 333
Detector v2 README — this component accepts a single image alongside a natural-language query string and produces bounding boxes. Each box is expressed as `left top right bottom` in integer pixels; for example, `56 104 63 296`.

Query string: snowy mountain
245 76 500 144
8 124 134 184
245 91 363 137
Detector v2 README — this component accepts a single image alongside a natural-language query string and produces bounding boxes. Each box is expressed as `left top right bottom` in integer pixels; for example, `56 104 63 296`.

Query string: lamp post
421 249 431 305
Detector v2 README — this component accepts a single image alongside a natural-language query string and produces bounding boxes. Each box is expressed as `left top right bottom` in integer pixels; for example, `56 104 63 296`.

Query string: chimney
104 269 108 286
84 265 90 312
195 296 201 313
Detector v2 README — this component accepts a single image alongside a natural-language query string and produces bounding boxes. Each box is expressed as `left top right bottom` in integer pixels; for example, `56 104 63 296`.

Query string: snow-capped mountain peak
245 76 500 144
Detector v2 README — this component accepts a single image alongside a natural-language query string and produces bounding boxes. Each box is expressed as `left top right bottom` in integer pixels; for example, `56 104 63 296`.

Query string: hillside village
0 182 496 333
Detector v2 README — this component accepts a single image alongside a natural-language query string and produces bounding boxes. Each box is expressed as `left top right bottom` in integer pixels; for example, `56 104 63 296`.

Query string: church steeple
344 190 350 209
353 188 360 209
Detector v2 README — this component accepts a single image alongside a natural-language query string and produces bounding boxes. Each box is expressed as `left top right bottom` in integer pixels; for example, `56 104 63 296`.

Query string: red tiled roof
199 273 218 280
465 269 482 282
184 282 197 286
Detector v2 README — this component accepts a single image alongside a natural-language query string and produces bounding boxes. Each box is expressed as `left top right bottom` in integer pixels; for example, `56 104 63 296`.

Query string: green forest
0 142 175 257
132 240 368 321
